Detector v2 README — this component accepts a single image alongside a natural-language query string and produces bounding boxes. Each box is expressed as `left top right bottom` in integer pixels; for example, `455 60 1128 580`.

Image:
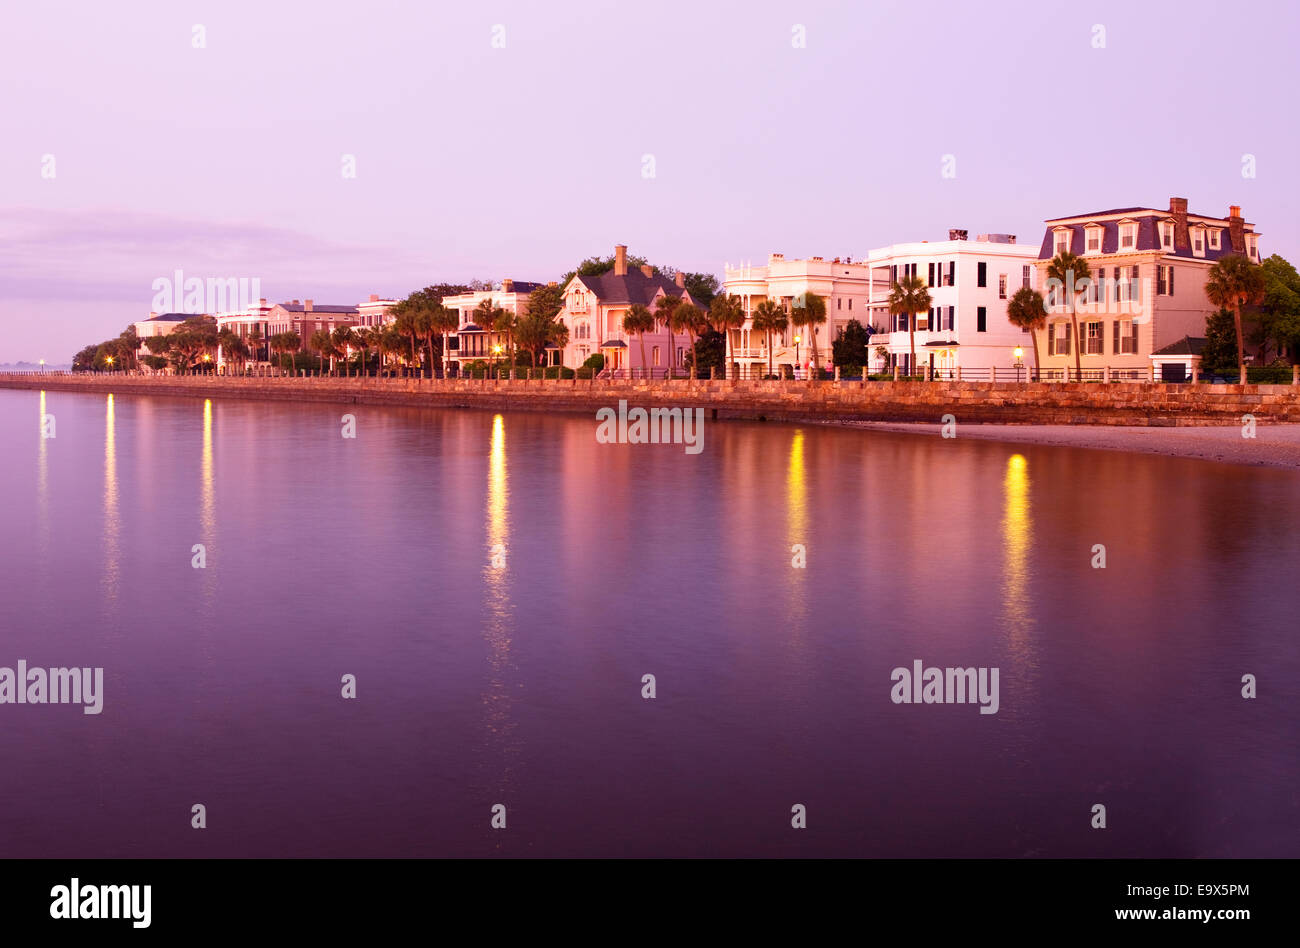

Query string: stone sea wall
3 373 1298 426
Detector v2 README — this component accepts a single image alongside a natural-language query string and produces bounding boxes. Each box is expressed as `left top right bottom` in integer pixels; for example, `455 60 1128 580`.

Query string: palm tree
654 295 680 377
1206 254 1266 382
622 304 656 379
710 295 746 379
247 326 264 364
887 276 932 379
332 325 356 376
671 302 706 378
1006 287 1048 381
309 329 335 376
1046 251 1090 381
392 306 420 376
271 331 300 375
790 292 828 381
492 309 517 376
412 308 437 378
352 326 374 376
751 299 788 380
431 304 458 378
380 325 405 377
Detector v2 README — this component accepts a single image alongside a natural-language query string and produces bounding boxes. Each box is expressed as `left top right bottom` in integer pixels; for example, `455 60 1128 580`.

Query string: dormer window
1084 224 1103 255
1053 228 1071 257
1159 220 1174 251
1208 229 1221 250
1246 235 1259 261
1118 220 1137 250
1191 226 1205 257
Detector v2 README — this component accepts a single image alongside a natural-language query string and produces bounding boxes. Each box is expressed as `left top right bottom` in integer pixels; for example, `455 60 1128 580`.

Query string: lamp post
793 335 801 380
492 344 503 380
38 359 45 374
1013 346 1024 383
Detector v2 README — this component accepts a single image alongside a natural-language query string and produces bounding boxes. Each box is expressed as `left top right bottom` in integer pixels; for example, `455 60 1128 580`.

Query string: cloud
0 206 429 305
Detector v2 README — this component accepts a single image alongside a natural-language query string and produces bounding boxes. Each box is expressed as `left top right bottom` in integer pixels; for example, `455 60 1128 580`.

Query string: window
1119 222 1136 249
836 297 842 310
1247 235 1259 260
890 265 897 285
1191 228 1205 257
998 274 1007 299
848 298 853 310
1115 319 1138 354
1054 231 1070 256
1209 229 1221 250
1022 265 1031 288
1086 321 1103 355
947 261 956 286
1085 226 1102 254
977 306 987 332
1156 266 1175 297
928 262 936 287
652 345 661 365
1049 322 1071 355
676 347 684 366
945 306 954 331
977 262 987 287
1160 221 1174 250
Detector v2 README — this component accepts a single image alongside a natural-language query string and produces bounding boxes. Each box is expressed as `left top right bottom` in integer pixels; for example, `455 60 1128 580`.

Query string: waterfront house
442 280 545 371
559 245 703 375
1034 198 1261 379
863 233 1040 378
265 299 362 352
132 312 193 370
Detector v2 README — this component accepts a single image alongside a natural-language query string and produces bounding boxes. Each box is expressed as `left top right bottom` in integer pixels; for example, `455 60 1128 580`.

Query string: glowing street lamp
38 359 45 373
793 335 801 378
1013 346 1025 383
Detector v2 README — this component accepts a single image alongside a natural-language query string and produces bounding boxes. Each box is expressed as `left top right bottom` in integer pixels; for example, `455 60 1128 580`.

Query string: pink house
559 245 706 376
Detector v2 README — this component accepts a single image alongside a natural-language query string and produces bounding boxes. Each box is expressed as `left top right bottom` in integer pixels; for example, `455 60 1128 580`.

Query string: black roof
1038 214 1251 262
574 269 689 306
1152 336 1207 356
277 303 359 314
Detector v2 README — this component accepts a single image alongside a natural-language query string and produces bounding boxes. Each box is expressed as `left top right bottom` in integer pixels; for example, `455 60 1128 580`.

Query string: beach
840 420 1300 470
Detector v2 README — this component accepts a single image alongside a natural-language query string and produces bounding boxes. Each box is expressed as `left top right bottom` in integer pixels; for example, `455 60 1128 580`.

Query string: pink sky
2 0 1296 362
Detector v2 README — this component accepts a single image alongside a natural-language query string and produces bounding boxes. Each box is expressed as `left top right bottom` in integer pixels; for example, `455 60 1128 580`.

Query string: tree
491 307 517 373
791 292 828 381
526 283 564 322
670 302 706 378
560 252 649 286
709 295 745 379
1201 309 1239 378
887 276 931 379
247 325 264 363
332 326 356 376
1046 251 1090 380
1256 254 1300 364
685 328 725 377
391 304 421 375
431 305 459 377
751 299 788 379
622 304 656 379
1206 254 1266 379
831 319 871 373
682 273 720 307
309 329 335 375
218 328 249 371
379 325 405 377
1006 287 1048 380
654 295 680 375
271 331 301 374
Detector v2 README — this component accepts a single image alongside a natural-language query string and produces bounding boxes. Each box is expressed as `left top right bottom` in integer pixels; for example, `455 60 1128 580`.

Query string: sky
2 0 1297 363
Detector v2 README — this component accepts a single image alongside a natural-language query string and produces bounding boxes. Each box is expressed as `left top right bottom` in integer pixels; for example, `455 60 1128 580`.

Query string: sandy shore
838 421 1300 470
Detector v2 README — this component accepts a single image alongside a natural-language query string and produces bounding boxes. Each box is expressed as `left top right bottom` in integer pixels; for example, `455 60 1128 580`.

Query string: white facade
863 236 1040 377
722 253 885 377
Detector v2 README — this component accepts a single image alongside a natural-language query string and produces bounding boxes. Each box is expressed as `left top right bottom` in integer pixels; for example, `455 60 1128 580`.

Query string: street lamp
492 344 503 379
38 359 45 374
793 335 801 379
1013 346 1025 383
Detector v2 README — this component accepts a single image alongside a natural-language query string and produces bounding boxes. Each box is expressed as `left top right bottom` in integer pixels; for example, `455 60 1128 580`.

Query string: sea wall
3 373 1298 426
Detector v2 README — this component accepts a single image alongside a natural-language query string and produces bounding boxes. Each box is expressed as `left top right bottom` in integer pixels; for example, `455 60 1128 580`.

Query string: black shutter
1113 266 1120 302
928 262 935 287
1169 267 1174 296
1112 320 1119 354
977 262 987 287
1048 323 1055 354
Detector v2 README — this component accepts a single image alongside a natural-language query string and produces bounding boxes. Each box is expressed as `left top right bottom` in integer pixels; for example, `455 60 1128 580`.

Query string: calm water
1 388 1296 858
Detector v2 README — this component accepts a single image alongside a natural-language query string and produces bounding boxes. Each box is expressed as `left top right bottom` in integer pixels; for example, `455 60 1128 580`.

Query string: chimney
502 278 514 293
304 299 313 312
1169 197 1189 250
614 244 628 276
640 264 653 278
547 281 557 287
1227 205 1245 253
675 271 685 288
369 294 379 302
948 229 968 241
291 299 300 305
